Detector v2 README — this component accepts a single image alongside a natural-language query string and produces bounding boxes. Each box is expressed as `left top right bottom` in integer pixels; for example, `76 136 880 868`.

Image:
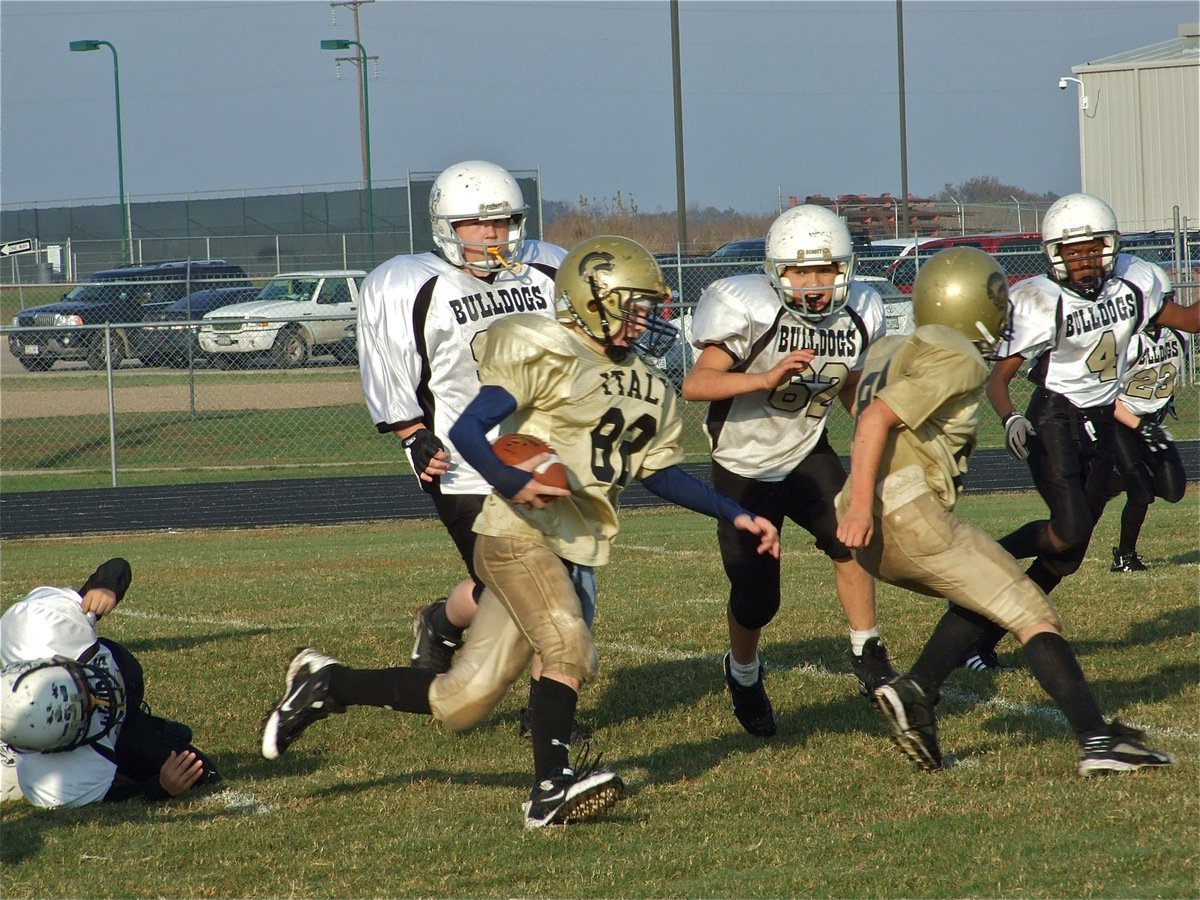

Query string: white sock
727 653 761 687
850 628 880 656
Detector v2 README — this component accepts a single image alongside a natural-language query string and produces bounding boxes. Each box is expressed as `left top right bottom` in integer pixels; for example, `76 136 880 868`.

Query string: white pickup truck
197 270 366 368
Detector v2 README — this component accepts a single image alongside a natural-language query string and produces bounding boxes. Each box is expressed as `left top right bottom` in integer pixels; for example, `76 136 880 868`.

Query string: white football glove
1003 413 1036 460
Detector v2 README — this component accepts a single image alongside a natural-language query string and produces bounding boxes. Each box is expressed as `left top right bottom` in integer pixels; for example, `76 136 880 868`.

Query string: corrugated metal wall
1077 42 1199 231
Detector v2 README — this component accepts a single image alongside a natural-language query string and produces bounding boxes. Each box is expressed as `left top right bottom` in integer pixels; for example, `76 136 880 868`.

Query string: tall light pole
322 38 375 267
70 39 131 263
669 0 688 253
894 1 911 237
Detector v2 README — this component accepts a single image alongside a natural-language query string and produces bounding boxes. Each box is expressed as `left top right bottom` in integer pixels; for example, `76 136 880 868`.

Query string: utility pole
330 0 378 194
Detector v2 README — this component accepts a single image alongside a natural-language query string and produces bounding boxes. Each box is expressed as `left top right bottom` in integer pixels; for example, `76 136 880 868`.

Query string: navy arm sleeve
641 466 750 524
448 385 536 499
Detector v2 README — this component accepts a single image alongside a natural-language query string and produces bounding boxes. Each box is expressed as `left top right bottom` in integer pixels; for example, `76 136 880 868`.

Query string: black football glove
402 429 446 475
1138 419 1173 453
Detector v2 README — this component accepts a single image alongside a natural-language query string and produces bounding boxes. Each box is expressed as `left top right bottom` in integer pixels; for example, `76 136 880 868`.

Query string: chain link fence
2 243 1196 499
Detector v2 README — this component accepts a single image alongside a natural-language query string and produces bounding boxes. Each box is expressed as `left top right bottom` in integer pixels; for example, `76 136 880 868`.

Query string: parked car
197 270 365 368
882 233 1046 293
134 285 261 367
9 259 249 371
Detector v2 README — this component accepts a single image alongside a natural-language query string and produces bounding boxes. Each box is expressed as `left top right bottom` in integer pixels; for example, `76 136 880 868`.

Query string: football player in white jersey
681 205 893 736
0 558 219 807
1107 324 1189 572
261 237 779 828
837 246 1172 776
967 193 1199 668
357 160 575 686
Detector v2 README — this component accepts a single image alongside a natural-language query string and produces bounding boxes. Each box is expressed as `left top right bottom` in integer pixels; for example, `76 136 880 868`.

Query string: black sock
530 677 578 784
974 619 1009 657
429 601 464 642
526 676 538 717
1025 558 1062 596
908 605 991 697
1021 632 1105 739
1118 502 1148 555
328 665 434 715
998 520 1051 560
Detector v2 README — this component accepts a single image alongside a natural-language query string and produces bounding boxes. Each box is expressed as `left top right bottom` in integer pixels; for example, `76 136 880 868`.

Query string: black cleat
723 651 776 737
261 647 344 760
872 676 941 772
523 745 623 829
1078 720 1172 776
1110 547 1148 573
849 637 898 697
410 599 463 674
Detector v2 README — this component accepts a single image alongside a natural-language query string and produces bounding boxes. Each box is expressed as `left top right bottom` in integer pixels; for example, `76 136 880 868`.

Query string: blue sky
1 0 1193 214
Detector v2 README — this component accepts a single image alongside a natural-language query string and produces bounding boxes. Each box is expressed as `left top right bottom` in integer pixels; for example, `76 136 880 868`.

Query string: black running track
2 445 1196 538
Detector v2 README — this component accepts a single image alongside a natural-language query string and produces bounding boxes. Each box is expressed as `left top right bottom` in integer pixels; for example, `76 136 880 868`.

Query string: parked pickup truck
197 270 366 369
9 259 250 371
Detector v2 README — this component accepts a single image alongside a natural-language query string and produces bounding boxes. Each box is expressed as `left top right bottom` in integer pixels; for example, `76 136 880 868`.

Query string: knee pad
729 591 780 631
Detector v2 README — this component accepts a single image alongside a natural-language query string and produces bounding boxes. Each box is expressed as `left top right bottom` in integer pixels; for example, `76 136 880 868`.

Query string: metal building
1071 22 1199 231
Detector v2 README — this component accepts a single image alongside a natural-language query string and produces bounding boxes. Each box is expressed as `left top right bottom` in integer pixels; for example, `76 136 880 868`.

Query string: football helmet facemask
429 160 528 272
556 235 678 361
764 205 856 322
0 656 126 753
913 246 1010 359
1041 192 1119 298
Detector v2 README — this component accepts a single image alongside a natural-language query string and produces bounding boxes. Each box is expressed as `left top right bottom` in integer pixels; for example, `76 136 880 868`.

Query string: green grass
2 490 1196 898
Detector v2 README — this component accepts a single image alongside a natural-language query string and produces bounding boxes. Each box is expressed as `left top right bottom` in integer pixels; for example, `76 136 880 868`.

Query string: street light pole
322 38 375 268
70 39 131 263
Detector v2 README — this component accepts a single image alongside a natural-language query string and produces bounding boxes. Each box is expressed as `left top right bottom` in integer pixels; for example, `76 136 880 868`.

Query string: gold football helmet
913 246 1009 357
556 236 677 360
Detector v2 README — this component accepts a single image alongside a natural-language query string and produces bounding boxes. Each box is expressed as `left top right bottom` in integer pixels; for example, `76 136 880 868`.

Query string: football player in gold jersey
261 237 779 828
835 247 1171 776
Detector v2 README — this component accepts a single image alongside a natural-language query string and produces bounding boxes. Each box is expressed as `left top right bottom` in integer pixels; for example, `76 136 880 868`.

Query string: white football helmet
429 160 528 271
764 205 856 322
1041 193 1119 295
0 657 125 753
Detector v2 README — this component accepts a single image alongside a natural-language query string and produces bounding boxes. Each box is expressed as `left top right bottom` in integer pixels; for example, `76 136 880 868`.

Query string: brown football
491 433 570 491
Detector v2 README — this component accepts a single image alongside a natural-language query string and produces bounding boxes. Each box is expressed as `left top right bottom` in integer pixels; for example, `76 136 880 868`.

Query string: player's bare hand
81 587 117 620
159 750 206 796
733 513 780 559
836 507 873 549
510 452 570 509
761 350 816 390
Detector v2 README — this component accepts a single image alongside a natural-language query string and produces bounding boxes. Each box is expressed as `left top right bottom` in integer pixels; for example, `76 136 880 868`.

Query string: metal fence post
104 323 119 487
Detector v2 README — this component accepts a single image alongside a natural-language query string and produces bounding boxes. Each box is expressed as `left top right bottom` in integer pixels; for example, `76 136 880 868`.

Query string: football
491 433 570 492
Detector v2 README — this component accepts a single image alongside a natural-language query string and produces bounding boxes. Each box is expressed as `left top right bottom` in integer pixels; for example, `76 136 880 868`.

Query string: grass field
1 489 1196 898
